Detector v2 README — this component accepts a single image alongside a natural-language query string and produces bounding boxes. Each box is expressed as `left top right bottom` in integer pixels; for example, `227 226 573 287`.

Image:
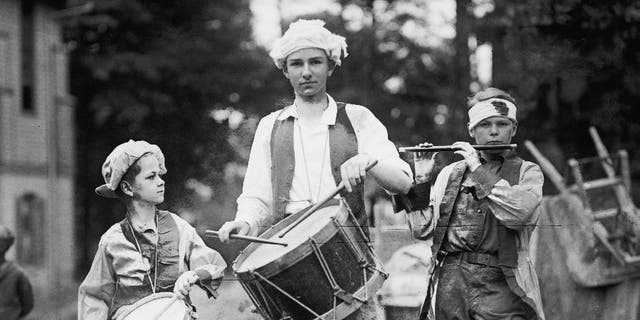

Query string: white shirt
235 95 412 236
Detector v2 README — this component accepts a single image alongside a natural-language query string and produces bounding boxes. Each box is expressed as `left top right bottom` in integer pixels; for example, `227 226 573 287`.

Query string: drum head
234 203 347 273
118 292 190 320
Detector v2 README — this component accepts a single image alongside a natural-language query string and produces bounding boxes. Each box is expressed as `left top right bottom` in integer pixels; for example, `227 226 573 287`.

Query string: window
0 33 9 89
16 193 45 265
21 0 35 114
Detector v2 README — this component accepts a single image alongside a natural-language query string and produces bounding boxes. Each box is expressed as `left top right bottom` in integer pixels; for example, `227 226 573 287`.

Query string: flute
399 144 517 153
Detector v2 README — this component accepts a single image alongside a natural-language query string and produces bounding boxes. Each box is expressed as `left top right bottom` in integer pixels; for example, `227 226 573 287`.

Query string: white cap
269 19 348 69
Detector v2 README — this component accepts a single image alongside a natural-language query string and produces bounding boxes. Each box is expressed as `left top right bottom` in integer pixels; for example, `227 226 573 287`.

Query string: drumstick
205 230 288 247
398 143 517 153
278 160 379 238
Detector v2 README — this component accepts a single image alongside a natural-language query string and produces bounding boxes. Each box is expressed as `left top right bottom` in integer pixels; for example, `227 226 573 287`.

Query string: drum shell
233 203 384 320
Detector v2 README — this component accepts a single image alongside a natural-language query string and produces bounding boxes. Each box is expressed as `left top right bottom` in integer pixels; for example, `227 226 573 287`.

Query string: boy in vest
0 225 34 320
396 88 545 320
218 19 411 242
218 18 412 320
78 140 227 319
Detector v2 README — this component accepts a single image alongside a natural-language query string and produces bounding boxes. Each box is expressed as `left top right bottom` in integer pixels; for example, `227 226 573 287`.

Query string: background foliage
67 0 640 273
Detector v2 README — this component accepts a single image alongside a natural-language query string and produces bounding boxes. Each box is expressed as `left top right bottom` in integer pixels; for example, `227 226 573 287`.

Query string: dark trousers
434 259 536 320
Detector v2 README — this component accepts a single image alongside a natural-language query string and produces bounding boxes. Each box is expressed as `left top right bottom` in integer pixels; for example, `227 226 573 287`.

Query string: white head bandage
468 98 517 130
269 19 348 69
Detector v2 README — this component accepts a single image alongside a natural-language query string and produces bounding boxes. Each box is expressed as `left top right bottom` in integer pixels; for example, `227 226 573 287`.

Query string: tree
475 0 640 197
65 0 278 274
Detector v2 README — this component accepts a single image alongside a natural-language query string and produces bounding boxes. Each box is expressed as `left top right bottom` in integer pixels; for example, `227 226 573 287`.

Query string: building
0 0 75 318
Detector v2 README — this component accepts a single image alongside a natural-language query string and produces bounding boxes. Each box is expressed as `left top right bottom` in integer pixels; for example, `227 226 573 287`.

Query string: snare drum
233 201 387 320
115 292 191 320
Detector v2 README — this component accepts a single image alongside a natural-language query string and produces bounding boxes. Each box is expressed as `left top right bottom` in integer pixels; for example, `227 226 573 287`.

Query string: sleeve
78 239 116 320
186 227 227 299
393 182 431 213
18 271 34 317
469 161 544 229
347 105 413 191
235 115 277 236
401 164 452 240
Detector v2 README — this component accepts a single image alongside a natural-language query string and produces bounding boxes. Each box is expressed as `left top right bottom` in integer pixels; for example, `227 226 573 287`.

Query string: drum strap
125 216 159 293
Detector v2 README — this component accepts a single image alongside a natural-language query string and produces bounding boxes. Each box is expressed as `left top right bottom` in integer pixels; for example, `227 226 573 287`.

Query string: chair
567 127 640 266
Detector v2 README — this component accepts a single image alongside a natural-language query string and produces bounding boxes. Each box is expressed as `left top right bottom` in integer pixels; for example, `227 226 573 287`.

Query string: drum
233 200 387 320
116 292 191 320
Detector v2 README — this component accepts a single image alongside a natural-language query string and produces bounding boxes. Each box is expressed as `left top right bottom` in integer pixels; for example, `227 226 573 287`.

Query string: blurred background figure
0 225 34 320
0 0 75 318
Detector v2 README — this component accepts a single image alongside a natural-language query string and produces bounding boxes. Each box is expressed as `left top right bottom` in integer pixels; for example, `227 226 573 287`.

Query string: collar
479 149 517 163
128 210 160 233
276 94 339 125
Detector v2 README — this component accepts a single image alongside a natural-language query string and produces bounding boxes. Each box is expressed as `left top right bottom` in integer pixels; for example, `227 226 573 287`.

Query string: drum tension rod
250 271 324 319
309 238 359 305
332 217 373 276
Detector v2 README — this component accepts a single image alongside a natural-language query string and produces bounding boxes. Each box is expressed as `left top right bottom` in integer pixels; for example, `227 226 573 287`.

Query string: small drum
233 200 387 320
116 292 191 320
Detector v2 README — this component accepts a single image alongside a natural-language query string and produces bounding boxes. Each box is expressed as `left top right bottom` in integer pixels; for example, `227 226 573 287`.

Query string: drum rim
116 292 186 319
232 201 354 278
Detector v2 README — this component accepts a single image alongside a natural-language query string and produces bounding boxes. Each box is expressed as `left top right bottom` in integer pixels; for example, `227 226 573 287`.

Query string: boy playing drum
78 140 227 320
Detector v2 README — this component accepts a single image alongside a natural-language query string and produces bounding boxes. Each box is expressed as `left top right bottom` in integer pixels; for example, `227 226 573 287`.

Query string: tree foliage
67 0 278 272
68 0 640 272
470 0 640 197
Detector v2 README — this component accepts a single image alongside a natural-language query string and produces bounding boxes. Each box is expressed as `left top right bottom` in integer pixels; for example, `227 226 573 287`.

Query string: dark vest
432 154 523 267
113 211 180 317
270 102 366 226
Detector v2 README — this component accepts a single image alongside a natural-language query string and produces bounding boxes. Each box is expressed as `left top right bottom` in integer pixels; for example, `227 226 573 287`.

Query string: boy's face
283 48 333 101
129 154 165 205
469 116 517 154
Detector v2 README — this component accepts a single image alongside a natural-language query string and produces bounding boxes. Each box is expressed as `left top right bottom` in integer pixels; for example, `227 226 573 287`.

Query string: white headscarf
269 19 348 69
467 98 517 130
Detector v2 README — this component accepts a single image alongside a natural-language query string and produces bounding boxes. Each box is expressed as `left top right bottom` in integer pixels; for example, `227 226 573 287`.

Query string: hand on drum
217 220 250 243
414 142 437 184
452 141 481 171
174 271 199 299
340 154 374 192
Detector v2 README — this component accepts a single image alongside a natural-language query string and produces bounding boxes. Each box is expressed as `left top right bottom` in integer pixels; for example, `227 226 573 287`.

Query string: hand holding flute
413 142 438 184
452 142 482 172
406 142 517 181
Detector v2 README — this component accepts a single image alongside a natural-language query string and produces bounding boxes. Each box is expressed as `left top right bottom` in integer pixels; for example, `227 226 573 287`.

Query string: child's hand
340 154 375 192
453 141 481 171
218 221 250 243
173 271 199 299
414 142 437 184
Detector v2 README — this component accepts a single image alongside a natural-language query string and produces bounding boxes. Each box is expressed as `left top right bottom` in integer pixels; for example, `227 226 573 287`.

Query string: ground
192 276 263 320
